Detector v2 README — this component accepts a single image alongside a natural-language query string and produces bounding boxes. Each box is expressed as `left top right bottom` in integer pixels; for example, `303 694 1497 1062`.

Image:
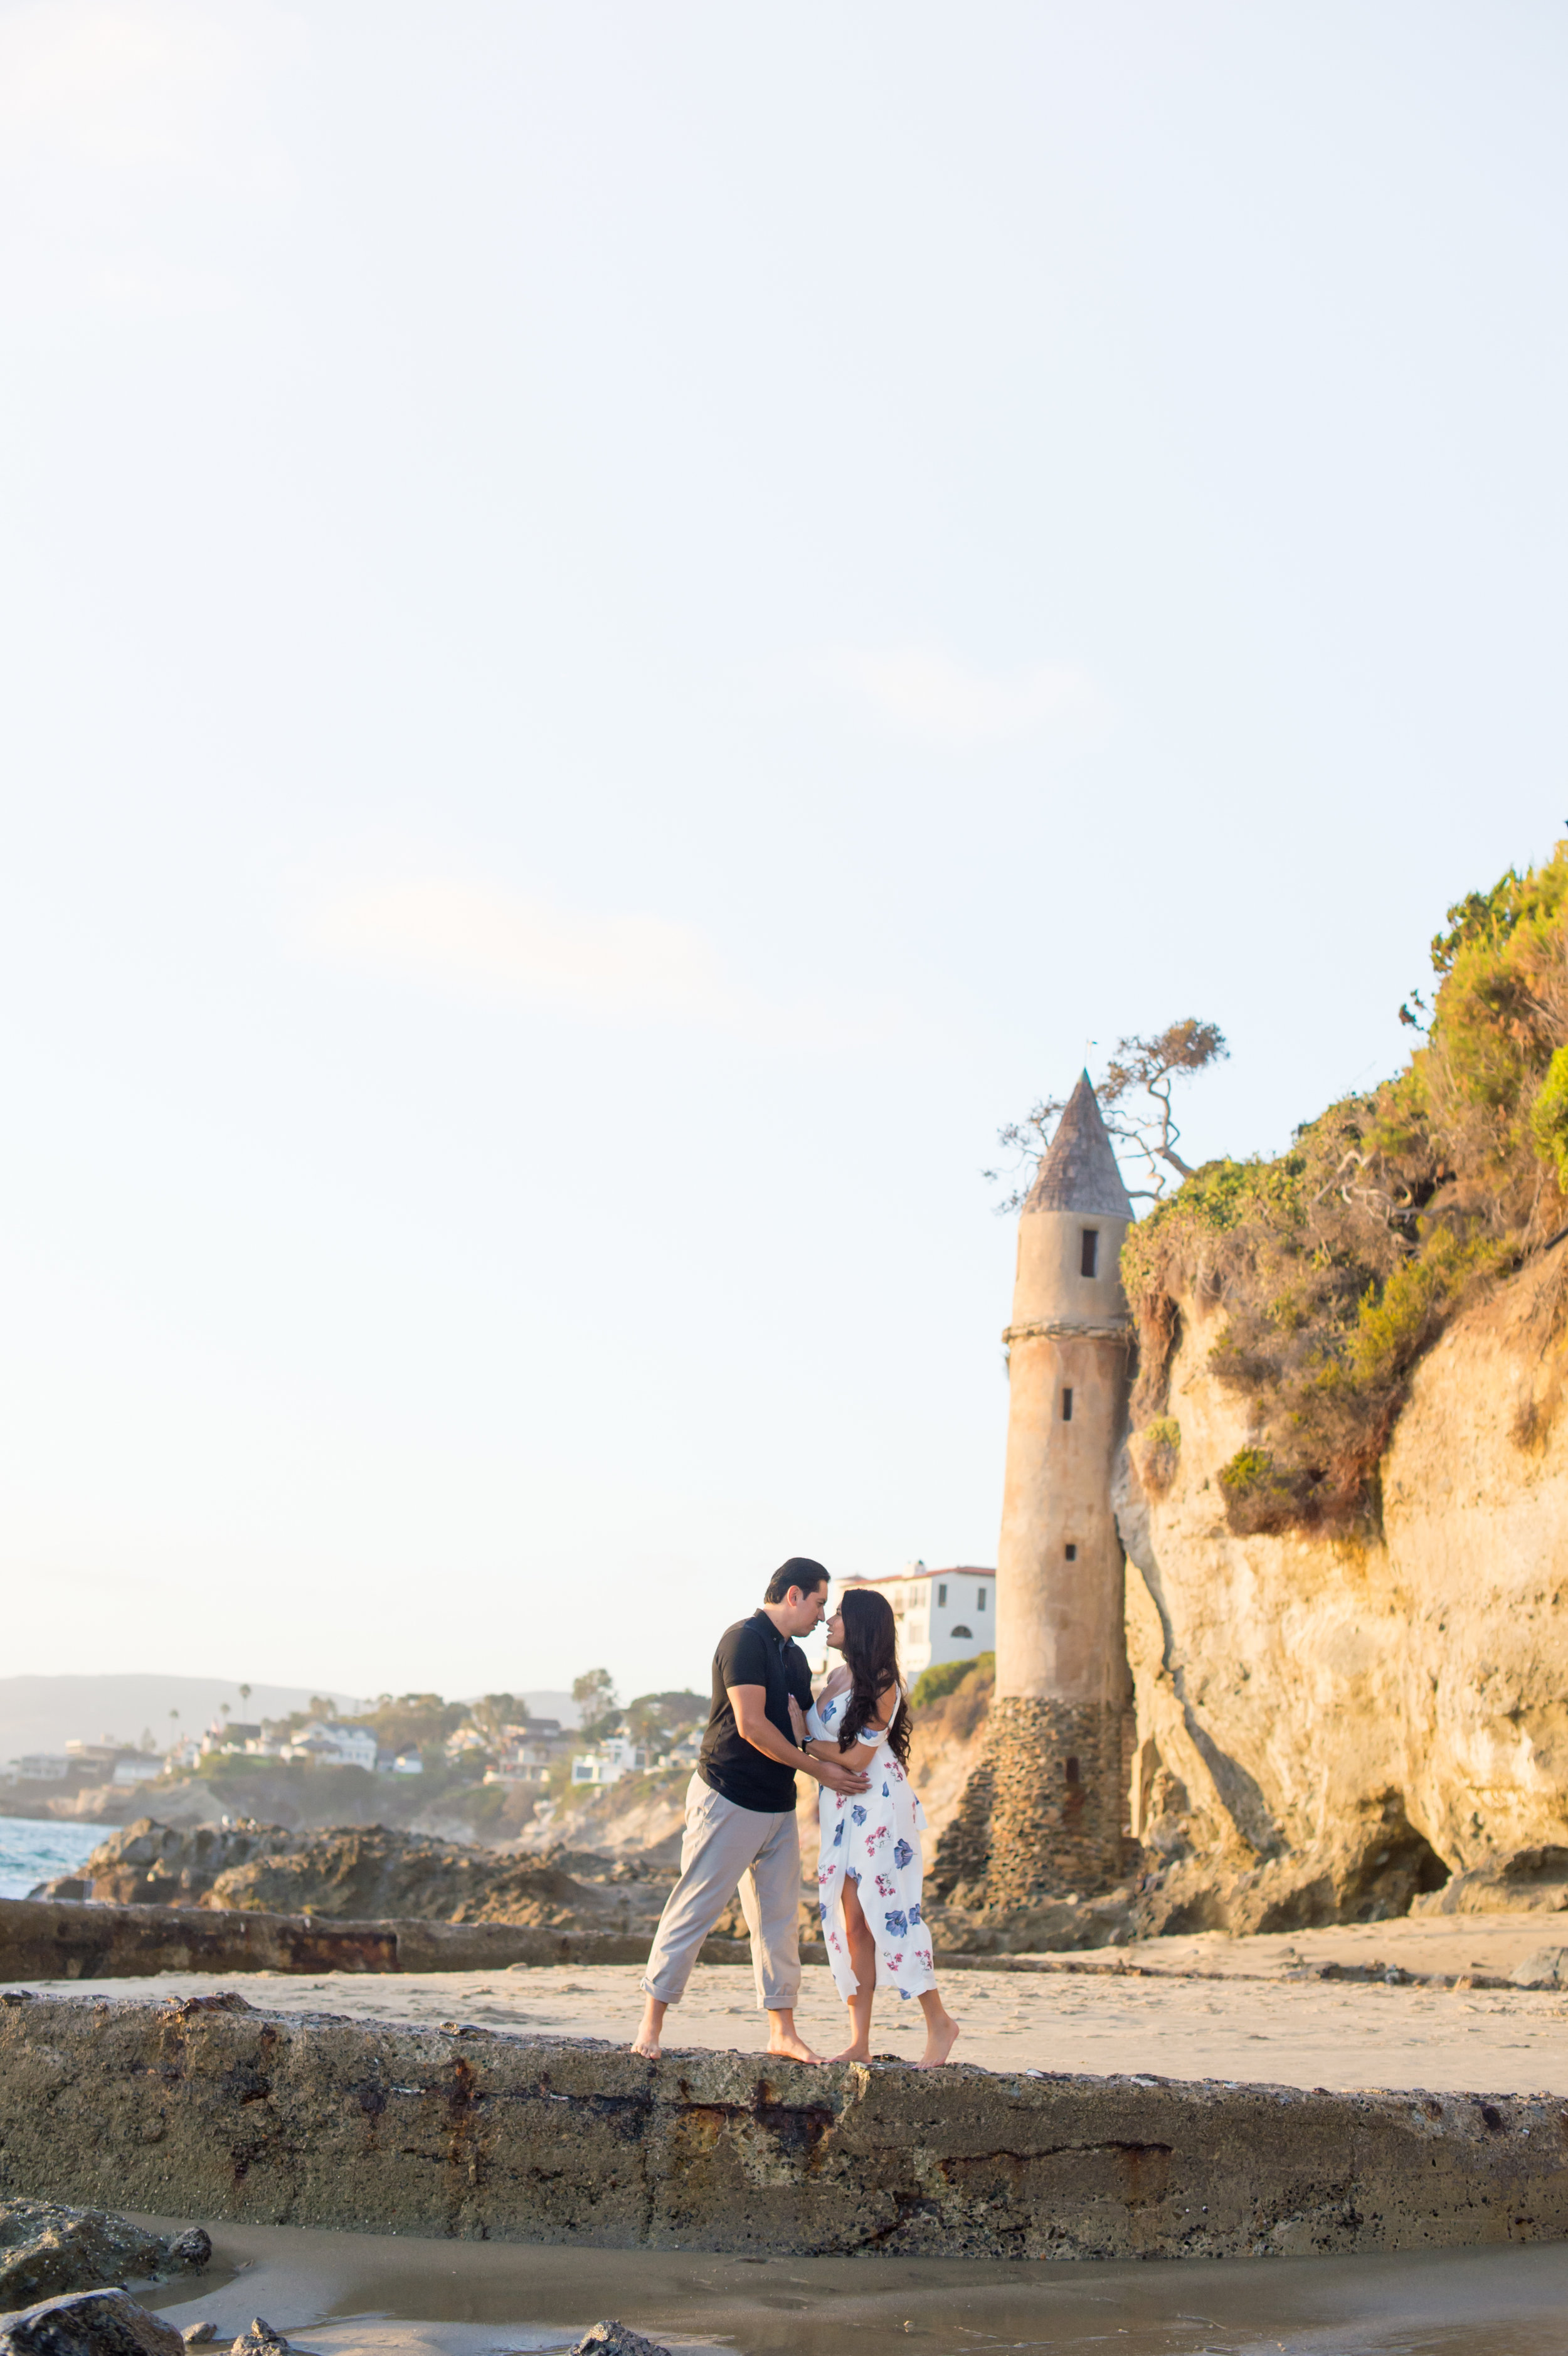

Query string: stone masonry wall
983 1697 1126 1904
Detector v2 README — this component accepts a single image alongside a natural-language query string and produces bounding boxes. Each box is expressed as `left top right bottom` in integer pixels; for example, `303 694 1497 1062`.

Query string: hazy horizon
0 1674 583 1763
3 2 1564 1697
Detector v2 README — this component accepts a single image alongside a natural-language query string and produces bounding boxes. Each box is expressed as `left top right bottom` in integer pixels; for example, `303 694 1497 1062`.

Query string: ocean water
0 1814 105 1898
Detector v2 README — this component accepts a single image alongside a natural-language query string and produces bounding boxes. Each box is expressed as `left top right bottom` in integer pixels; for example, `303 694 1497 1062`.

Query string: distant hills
0 1675 580 1764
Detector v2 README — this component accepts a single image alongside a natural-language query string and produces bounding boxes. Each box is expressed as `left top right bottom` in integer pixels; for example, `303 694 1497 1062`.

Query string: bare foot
913 2012 961 2069
766 2027 825 2063
632 1997 665 2059
828 2043 871 2063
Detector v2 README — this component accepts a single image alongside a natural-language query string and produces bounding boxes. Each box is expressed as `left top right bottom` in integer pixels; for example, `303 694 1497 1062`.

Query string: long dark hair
837 1587 912 1767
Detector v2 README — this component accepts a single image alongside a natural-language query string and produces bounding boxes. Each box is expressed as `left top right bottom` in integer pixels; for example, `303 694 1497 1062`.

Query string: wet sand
129 2212 1568 2356
23 1912 1568 2094
1109 1911 1568 1983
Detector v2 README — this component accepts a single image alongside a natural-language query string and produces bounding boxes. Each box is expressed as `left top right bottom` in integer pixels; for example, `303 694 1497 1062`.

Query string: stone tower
985 1071 1136 1904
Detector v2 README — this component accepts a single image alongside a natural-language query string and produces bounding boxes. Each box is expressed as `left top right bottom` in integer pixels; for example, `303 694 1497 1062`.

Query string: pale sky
3 1 1565 1703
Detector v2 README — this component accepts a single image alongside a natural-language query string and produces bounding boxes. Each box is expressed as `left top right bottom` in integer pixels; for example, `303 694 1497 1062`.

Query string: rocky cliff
1120 1244 1568 1932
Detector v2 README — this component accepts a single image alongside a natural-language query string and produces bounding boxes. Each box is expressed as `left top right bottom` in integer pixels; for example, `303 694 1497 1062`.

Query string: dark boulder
0 2290 183 2356
0 2205 209 2311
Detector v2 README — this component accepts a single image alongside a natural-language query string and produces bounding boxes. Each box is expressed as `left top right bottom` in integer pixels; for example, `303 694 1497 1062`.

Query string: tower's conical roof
1023 1071 1135 1218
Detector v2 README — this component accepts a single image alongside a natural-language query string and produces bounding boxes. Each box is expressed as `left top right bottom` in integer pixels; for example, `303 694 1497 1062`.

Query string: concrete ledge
2 1991 1566 2261
0 1899 751 1980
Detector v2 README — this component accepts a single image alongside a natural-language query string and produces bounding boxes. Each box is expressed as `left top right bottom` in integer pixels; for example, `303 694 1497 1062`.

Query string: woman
796 1586 961 2067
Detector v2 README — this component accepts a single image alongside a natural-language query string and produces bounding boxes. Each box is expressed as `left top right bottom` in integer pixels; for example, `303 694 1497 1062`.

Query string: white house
193 1719 265 1758
570 1734 651 1788
288 1722 378 1771
484 1738 555 1787
112 1756 166 1786
828 1563 997 1677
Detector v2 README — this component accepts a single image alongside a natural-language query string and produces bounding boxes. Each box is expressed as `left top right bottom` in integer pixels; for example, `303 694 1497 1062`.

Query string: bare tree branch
987 1019 1228 1211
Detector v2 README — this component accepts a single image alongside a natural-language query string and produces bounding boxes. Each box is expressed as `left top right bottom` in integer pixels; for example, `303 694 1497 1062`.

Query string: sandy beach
21 1911 1568 2094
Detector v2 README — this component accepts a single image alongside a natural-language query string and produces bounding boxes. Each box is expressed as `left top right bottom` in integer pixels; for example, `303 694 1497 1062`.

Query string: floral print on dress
807 1682 934 2004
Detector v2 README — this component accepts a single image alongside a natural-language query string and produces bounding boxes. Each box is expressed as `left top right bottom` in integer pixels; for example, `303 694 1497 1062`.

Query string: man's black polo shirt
697 1609 814 1813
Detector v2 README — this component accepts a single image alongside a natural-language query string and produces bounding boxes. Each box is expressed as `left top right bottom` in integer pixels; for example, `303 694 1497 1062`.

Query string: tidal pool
132 2214 1568 2356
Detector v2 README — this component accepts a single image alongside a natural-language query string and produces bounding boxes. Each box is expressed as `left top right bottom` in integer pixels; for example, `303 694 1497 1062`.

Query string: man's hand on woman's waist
728 1684 871 1793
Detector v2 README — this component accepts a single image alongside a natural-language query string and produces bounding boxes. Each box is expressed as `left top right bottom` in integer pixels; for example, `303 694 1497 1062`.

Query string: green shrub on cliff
911 1652 994 1709
1530 1046 1568 1189
1125 839 1568 1533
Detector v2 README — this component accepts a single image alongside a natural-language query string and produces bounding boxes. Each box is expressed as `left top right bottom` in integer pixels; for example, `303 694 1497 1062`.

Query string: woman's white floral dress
806 1684 936 2001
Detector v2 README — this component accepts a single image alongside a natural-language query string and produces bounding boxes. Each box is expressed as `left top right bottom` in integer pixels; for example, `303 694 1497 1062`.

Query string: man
631 1557 870 2062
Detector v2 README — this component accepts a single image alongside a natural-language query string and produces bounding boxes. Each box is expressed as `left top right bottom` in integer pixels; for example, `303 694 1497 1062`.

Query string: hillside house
571 1734 651 1787
828 1563 997 1675
286 1722 378 1770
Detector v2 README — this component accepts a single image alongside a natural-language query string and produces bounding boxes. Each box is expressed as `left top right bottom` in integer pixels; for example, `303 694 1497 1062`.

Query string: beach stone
228 2325 288 2356
569 2327 670 2356
1508 1946 1568 1989
0 2205 206 2311
0 2288 184 2356
179 2329 216 2345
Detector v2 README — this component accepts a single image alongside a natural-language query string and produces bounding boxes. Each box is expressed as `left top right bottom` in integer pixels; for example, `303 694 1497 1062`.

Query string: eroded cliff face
1120 1250 1568 1932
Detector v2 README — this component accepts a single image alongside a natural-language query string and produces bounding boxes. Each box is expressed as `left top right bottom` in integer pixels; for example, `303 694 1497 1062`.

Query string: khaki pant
640 1772 802 2011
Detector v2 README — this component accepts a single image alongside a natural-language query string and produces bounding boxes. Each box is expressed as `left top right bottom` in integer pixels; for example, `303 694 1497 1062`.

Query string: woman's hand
788 1697 808 1745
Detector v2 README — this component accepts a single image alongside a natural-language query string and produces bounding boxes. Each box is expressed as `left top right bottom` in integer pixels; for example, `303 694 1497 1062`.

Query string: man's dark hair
763 1557 829 1603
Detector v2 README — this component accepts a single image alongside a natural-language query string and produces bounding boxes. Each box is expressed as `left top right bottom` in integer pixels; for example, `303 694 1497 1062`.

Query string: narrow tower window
976 1586 987 1611
1080 1228 1099 1278
1061 1387 1074 1422
1064 1543 1077 1561
936 1582 947 1606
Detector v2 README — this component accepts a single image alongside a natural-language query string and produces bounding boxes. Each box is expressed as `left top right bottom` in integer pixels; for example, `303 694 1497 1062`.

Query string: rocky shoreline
0 1896 763 1981
29 1823 679 1935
